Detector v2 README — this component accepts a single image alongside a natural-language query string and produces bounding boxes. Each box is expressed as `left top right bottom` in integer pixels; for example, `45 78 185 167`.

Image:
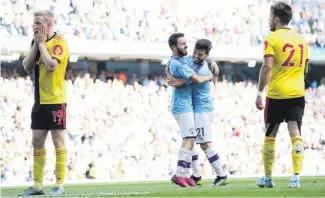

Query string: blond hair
34 10 54 23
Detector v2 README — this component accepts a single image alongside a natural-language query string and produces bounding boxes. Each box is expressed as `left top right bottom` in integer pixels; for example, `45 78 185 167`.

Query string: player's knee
52 137 65 148
287 121 300 137
200 142 211 151
265 123 279 137
32 136 46 149
182 137 195 149
51 130 66 148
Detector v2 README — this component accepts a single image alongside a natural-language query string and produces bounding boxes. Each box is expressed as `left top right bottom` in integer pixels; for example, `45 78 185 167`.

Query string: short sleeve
176 64 195 82
264 36 274 58
170 59 195 85
50 39 69 64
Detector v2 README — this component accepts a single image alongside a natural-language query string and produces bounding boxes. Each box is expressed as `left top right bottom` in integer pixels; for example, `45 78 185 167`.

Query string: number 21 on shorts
281 43 304 67
196 127 204 140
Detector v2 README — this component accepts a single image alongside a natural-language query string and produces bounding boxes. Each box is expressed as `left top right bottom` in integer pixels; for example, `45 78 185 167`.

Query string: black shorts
31 104 67 130
264 96 305 124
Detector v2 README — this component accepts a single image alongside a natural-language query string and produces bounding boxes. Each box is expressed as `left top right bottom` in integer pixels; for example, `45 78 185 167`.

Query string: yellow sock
262 137 276 177
33 148 46 189
291 136 304 174
55 147 67 187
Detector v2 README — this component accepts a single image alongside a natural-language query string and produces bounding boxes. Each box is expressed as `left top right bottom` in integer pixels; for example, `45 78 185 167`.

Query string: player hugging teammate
166 33 229 187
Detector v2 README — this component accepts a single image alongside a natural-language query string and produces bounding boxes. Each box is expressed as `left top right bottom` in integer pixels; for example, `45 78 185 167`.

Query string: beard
177 47 187 56
270 22 276 32
194 59 204 64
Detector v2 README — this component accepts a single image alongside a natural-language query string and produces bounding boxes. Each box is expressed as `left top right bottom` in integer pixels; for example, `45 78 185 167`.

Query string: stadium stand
1 72 325 183
0 0 324 47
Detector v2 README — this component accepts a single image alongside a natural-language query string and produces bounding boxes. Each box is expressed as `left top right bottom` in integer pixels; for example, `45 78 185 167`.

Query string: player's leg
287 97 305 188
257 97 282 188
18 106 48 196
257 123 280 188
200 142 228 186
49 129 67 194
195 112 228 186
172 112 196 187
190 145 202 185
48 104 67 195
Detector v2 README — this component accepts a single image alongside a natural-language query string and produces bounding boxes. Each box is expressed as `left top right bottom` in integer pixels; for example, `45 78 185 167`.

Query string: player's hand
209 61 219 76
35 24 47 44
255 95 264 110
166 74 177 86
208 71 213 81
165 61 171 76
33 25 38 37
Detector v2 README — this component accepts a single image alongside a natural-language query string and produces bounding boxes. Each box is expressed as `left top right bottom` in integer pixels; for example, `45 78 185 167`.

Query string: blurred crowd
1 71 325 184
0 0 325 47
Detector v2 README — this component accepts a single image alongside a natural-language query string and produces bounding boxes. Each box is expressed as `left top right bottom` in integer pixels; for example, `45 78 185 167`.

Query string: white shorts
173 112 196 139
194 111 214 144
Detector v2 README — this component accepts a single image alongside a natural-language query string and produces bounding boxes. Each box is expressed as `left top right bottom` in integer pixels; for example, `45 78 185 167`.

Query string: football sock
55 147 67 187
204 148 225 177
191 147 200 177
263 137 275 178
291 136 304 175
33 148 46 190
176 147 191 177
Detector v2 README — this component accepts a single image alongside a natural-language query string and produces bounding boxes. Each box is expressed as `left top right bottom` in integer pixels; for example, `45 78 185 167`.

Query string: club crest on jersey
189 127 195 135
53 45 63 56
186 65 191 71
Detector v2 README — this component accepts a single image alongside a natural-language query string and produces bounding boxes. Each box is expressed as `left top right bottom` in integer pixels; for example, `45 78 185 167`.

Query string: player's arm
257 39 275 93
304 44 310 78
205 58 219 75
22 41 39 72
169 62 213 86
257 56 273 92
167 73 213 87
165 62 186 87
38 25 68 73
38 43 59 73
304 59 309 78
36 25 59 72
256 38 274 110
189 73 213 84
167 76 186 88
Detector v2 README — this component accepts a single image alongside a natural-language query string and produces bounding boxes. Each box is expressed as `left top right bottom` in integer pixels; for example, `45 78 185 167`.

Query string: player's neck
47 30 55 40
276 24 290 31
172 53 184 58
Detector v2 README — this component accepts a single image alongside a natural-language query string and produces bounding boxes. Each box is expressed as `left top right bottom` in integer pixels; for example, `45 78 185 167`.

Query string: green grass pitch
1 177 324 197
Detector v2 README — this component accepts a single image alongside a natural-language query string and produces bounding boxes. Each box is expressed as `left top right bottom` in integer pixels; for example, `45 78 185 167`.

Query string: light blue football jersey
186 57 214 113
169 56 196 115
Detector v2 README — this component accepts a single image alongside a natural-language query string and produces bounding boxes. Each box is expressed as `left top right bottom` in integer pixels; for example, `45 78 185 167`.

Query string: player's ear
275 17 280 24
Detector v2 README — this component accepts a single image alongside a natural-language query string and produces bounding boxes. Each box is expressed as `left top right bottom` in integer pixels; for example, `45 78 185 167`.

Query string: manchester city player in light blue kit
167 33 214 187
167 38 229 186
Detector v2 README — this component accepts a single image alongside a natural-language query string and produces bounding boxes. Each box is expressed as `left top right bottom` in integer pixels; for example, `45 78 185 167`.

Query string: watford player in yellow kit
255 2 309 189
18 10 69 196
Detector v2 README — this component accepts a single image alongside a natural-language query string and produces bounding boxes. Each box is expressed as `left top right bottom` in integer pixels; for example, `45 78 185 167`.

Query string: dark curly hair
168 33 185 49
195 39 212 54
271 2 292 25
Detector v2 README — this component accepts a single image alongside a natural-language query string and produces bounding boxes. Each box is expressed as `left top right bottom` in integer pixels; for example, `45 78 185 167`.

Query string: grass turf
1 177 324 197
